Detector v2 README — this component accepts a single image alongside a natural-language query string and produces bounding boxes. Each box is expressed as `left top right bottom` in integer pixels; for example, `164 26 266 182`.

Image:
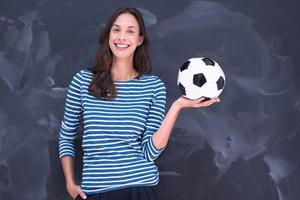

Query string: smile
115 43 130 48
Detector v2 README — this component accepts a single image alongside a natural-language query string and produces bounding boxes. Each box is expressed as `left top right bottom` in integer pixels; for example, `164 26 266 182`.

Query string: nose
118 31 126 41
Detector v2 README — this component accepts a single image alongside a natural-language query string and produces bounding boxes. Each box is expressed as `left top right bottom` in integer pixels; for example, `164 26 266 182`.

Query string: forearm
152 101 182 150
60 156 76 187
152 96 220 150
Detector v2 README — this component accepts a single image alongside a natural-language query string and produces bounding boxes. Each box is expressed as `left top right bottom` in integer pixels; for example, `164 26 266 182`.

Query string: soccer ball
177 57 225 100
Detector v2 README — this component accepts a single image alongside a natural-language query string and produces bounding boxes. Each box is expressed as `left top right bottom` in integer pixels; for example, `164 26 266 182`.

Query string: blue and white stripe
58 69 166 194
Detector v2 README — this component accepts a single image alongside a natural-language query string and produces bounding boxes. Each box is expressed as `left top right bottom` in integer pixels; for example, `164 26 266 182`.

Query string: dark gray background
0 0 299 200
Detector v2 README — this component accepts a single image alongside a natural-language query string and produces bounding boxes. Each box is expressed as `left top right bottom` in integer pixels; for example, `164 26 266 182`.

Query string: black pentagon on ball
180 61 190 72
217 76 225 90
178 82 186 95
202 57 215 66
193 73 207 87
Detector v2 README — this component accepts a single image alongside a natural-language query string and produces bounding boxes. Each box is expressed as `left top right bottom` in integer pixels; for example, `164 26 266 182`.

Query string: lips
115 43 130 49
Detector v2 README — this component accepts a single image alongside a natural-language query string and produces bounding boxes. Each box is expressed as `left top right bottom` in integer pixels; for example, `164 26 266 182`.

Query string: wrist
171 100 183 113
66 180 76 188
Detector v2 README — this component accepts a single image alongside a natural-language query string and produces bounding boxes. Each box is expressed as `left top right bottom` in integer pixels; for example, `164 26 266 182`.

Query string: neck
111 58 138 81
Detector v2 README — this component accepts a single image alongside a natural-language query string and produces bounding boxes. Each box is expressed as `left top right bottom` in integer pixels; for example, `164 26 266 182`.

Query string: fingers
208 97 220 104
195 97 205 103
72 186 87 200
77 188 87 199
201 100 213 107
213 97 220 102
195 97 220 107
196 97 219 102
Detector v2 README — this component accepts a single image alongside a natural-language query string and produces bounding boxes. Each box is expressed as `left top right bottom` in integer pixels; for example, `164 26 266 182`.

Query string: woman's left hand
174 96 220 110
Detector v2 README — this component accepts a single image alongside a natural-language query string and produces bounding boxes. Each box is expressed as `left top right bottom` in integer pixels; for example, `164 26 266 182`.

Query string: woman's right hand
66 183 87 199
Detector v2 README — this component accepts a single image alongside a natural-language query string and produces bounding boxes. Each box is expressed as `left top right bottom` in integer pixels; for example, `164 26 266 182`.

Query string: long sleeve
58 71 83 159
141 78 166 162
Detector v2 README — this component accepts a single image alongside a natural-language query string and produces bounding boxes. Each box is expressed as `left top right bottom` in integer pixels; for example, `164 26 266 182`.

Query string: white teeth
116 44 129 48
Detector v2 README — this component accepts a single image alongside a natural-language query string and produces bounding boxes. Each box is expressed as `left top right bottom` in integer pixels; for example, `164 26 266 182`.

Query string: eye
128 30 135 34
112 28 120 32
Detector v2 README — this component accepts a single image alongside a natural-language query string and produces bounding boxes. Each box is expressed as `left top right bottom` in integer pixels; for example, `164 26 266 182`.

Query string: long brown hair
88 7 151 100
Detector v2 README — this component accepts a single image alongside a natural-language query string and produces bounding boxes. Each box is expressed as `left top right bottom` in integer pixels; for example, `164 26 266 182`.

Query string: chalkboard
0 0 299 199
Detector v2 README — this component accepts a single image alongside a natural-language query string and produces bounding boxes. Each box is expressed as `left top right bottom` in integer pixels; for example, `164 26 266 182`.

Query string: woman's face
109 13 144 60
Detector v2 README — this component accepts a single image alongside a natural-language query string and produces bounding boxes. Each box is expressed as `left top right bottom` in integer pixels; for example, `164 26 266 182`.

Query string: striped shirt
58 69 166 194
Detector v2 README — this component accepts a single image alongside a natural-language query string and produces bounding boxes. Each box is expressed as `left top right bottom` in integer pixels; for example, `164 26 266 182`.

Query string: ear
138 36 144 46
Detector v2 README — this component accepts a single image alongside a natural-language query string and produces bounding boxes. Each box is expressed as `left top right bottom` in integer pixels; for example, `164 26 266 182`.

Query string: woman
59 7 220 200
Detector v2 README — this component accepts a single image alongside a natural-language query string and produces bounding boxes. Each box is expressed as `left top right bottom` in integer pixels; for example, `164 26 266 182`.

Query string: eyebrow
112 24 137 29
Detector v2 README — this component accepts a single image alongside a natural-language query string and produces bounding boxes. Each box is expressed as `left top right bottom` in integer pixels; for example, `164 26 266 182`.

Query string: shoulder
141 75 166 88
77 69 94 79
71 69 94 83
142 75 166 98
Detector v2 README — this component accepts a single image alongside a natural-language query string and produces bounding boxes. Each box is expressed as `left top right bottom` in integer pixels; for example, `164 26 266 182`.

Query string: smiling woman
58 6 219 200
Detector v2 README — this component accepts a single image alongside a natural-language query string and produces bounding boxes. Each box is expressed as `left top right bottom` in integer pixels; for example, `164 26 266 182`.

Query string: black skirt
75 185 163 200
